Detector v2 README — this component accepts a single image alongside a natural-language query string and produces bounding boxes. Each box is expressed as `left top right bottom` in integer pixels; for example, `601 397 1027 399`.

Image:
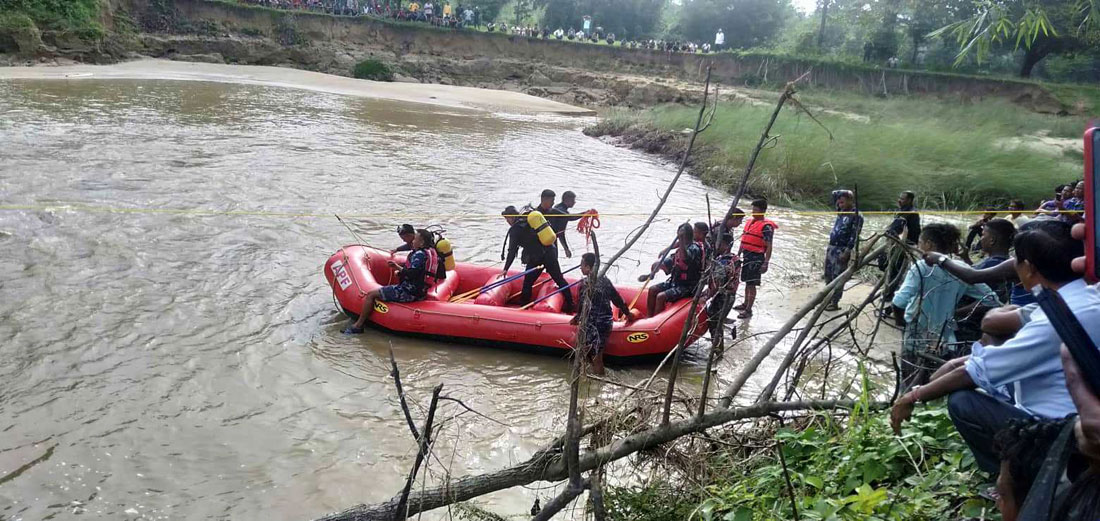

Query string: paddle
450 265 543 302
507 264 581 300
520 280 582 310
628 236 680 311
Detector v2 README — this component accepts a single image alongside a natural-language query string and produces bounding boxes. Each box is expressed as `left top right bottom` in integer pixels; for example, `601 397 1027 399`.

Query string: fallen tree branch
756 235 885 403
394 384 442 520
597 66 714 279
566 233 600 488
437 396 509 427
666 72 817 424
389 345 420 441
719 241 887 409
783 270 887 401
312 399 874 521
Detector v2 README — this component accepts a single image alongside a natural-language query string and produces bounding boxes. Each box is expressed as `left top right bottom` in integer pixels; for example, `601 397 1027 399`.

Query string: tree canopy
475 0 1100 81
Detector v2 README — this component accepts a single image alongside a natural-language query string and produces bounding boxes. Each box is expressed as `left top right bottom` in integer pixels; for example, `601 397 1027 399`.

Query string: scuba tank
527 211 556 247
436 237 455 271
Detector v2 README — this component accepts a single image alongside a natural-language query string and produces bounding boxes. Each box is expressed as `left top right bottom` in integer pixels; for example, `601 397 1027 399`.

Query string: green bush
0 0 103 39
607 403 992 521
0 11 35 30
352 59 396 82
691 405 991 521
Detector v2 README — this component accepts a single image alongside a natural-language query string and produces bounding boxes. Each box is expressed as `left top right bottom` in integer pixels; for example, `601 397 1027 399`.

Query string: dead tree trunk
313 400 873 521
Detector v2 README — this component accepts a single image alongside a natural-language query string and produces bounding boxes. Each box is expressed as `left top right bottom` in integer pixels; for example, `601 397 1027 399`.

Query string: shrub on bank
352 59 395 82
0 0 104 39
606 404 992 521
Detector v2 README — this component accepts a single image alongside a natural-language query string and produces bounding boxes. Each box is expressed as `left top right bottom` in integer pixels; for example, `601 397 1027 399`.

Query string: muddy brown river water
0 75 893 520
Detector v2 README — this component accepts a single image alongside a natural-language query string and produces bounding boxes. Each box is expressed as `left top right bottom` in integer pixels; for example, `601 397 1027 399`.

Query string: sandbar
0 58 596 116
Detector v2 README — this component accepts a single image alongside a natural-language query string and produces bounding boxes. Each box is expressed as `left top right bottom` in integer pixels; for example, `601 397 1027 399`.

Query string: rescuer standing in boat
501 197 575 312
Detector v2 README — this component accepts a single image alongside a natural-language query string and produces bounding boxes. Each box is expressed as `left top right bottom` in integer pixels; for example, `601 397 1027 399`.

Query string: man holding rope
549 191 586 259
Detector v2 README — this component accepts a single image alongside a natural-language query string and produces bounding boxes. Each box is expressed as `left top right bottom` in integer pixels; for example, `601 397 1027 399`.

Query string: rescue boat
324 245 710 363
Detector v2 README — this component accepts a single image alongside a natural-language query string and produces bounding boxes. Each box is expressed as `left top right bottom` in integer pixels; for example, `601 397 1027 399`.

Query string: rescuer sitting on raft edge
344 229 444 334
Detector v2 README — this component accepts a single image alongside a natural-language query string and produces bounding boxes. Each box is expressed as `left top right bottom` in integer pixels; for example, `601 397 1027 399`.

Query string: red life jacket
741 218 778 254
406 248 442 285
423 248 441 280
671 244 702 285
673 248 689 281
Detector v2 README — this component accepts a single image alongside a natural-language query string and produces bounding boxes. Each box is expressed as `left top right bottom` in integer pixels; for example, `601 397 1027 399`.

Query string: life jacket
422 247 442 281
403 248 442 291
671 244 702 286
741 218 778 254
696 239 710 264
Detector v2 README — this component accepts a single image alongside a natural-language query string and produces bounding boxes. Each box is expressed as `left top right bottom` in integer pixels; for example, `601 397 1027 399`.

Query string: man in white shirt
1008 199 1032 228
714 29 725 50
890 220 1091 473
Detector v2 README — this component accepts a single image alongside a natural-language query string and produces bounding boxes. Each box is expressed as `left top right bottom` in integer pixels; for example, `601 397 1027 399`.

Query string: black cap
397 224 415 235
540 189 556 199
502 205 518 216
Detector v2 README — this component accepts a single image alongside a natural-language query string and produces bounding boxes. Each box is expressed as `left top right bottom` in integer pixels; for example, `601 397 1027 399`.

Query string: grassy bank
605 403 992 521
590 88 1087 209
0 0 104 38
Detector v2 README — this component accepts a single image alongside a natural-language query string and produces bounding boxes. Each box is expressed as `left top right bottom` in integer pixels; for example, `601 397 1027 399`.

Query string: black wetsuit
549 202 584 256
503 219 575 311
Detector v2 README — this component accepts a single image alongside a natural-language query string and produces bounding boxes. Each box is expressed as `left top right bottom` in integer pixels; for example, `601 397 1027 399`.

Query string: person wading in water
571 252 632 375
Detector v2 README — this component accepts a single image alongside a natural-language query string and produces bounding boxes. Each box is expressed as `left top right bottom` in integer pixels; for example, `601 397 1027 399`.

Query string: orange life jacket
741 218 778 254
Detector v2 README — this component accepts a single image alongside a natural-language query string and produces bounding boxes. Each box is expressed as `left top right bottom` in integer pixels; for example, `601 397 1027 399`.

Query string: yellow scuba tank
436 238 455 271
527 211 556 247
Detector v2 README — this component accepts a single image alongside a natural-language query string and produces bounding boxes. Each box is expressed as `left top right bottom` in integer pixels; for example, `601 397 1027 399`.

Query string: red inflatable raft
324 246 709 363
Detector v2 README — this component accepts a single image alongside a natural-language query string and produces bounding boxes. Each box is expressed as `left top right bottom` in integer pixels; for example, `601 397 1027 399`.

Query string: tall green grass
636 92 1085 209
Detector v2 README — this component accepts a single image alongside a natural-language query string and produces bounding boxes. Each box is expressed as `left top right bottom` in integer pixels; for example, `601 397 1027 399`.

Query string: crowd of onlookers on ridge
237 0 723 53
814 180 1098 521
